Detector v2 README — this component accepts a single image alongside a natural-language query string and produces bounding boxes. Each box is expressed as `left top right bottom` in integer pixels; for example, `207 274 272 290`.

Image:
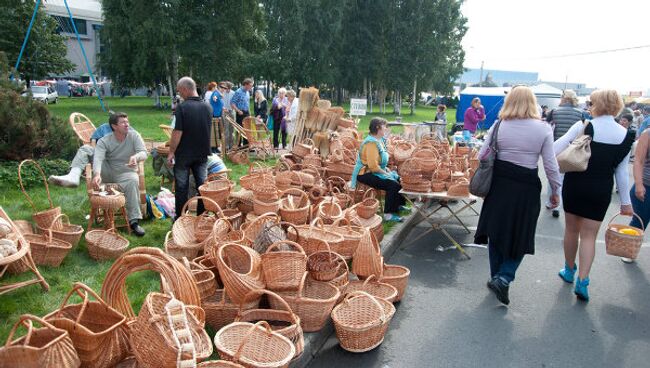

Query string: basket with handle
222 208 243 230
35 213 83 247
253 197 280 216
18 160 61 229
199 179 233 211
214 321 295 368
317 198 343 224
216 243 265 305
203 286 259 332
287 220 345 256
44 282 130 368
24 219 73 267
183 257 217 301
378 264 411 302
171 196 225 258
278 188 310 225
251 179 279 202
307 239 342 282
347 274 398 303
242 212 280 247
352 227 383 279
235 289 305 361
165 230 200 261
197 361 245 367
328 218 363 261
605 213 645 259
85 227 129 261
292 138 315 158
129 292 213 368
239 164 273 190
272 272 341 332
357 189 380 219
261 239 307 291
330 291 396 353
318 251 350 302
0 314 81 368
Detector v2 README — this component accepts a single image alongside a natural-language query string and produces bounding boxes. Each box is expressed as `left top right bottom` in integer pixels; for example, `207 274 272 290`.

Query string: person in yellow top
351 118 406 222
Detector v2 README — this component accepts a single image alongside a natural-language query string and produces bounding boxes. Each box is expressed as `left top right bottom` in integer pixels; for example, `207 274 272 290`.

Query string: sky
461 0 650 94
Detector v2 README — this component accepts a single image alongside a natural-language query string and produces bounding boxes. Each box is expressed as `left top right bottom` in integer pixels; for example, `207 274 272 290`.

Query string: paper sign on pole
350 98 367 116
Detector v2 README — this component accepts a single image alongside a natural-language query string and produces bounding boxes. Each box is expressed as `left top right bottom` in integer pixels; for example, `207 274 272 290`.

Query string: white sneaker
621 257 635 264
48 174 79 188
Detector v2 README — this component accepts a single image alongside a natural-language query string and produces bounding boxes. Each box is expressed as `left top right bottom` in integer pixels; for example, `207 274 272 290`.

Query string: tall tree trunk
369 79 373 114
165 59 174 107
410 78 417 115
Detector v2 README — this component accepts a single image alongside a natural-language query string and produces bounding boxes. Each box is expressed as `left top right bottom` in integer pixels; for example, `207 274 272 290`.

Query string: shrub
0 159 70 190
0 52 77 161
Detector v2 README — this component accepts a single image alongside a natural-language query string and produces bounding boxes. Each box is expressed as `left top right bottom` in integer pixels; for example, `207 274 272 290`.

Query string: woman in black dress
554 89 634 302
254 90 268 125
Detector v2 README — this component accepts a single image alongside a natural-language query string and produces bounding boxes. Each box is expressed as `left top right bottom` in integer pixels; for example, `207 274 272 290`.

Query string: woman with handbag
270 88 288 150
474 86 561 305
554 89 634 301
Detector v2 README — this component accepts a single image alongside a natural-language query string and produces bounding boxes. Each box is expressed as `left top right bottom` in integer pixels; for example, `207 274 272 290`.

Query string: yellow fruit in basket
618 228 640 236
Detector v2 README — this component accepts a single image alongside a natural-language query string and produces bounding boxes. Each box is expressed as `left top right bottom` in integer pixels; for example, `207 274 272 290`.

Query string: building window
52 15 87 35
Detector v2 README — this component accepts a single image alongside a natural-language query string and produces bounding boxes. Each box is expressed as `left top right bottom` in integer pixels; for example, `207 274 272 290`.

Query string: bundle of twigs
294 87 319 143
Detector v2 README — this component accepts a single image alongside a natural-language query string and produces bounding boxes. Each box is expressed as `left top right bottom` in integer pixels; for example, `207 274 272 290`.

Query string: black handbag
469 120 501 197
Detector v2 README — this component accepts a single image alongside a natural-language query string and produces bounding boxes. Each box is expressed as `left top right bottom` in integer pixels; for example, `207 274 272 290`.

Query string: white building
42 0 103 80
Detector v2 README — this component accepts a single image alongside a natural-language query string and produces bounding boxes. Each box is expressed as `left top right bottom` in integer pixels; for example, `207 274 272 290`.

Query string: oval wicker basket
203 286 259 332
261 240 307 291
35 213 84 247
278 188 310 225
331 291 396 353
287 221 345 256
604 213 645 259
317 199 343 224
24 225 73 267
378 264 410 302
327 218 363 261
199 180 233 210
85 228 129 261
346 275 398 303
214 321 295 368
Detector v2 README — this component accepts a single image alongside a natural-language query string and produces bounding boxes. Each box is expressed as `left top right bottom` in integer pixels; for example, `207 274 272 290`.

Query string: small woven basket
35 214 83 247
278 188 310 225
198 180 233 210
331 291 396 353
261 240 307 291
357 189 380 219
379 264 411 302
306 241 342 282
85 228 129 261
605 213 645 259
25 224 73 267
214 321 295 368
346 274 398 303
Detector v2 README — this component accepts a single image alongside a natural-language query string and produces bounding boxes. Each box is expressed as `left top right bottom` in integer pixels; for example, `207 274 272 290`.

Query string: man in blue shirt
230 78 253 128
209 84 224 153
48 117 134 187
636 106 650 139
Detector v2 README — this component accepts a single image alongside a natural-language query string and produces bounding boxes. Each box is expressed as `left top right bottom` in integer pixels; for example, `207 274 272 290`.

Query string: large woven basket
272 273 340 332
216 243 265 305
35 214 83 247
287 221 345 256
235 290 305 362
0 314 81 368
129 292 213 368
24 225 73 267
214 321 295 368
85 228 129 261
604 213 645 259
203 287 259 332
346 275 398 303
352 228 383 279
199 180 233 210
18 159 62 229
331 291 396 353
379 264 411 302
278 188 310 225
261 240 307 291
44 282 130 368
327 218 363 260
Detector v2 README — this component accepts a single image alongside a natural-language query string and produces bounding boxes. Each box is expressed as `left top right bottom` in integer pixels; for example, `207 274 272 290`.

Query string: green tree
0 0 73 85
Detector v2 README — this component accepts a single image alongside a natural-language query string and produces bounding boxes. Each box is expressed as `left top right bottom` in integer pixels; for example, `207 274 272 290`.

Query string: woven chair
242 116 274 159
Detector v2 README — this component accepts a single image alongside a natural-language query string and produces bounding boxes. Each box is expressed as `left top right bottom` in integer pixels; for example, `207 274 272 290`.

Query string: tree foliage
0 0 73 84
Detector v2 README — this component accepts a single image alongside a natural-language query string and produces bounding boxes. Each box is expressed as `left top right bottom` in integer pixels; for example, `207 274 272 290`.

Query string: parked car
24 86 58 104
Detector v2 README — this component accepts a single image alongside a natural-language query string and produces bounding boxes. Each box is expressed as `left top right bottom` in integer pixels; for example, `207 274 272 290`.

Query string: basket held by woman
214 321 295 368
44 282 130 368
85 227 129 261
604 213 645 259
331 291 396 353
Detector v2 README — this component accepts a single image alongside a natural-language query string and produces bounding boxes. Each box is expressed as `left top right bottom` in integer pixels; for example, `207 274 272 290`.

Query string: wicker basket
165 230 201 261
357 189 380 219
253 197 280 216
197 361 245 368
35 214 83 247
287 221 345 256
306 240 342 282
278 188 310 225
317 198 343 224
327 218 363 261
44 282 129 368
183 258 217 300
379 264 410 302
199 180 233 210
222 208 243 230
331 291 396 353
228 150 250 165
204 287 258 332
18 160 62 230
89 191 127 211
261 240 307 291
85 228 129 261
605 213 645 259
214 321 295 368
25 223 73 267
242 213 280 247
130 292 213 368
431 181 446 193
235 290 304 361
272 273 340 332
292 138 315 158
352 228 383 279
346 275 398 303
0 314 81 368
216 243 265 305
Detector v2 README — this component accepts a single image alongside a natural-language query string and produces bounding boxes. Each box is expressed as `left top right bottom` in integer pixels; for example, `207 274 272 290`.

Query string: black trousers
273 119 287 149
357 173 405 214
236 111 249 146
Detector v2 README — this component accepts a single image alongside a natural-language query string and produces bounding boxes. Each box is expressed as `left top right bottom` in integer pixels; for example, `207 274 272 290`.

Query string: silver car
27 86 58 104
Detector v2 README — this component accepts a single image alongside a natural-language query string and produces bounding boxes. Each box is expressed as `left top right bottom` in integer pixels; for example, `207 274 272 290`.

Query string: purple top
479 118 562 195
463 106 485 132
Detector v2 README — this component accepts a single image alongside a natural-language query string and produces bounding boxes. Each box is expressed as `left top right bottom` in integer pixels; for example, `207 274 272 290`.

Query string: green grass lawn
0 96 455 341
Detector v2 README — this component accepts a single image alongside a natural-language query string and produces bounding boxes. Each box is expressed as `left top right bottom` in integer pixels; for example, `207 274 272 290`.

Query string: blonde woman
475 86 562 305
554 89 634 301
254 90 268 123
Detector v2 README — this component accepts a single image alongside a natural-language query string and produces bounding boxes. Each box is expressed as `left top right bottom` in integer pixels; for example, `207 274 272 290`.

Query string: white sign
350 98 367 116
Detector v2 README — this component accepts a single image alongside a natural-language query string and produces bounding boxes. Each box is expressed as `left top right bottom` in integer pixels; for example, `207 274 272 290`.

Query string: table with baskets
399 190 479 259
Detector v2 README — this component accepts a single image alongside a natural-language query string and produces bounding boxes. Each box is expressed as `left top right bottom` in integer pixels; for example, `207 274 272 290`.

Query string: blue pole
63 0 107 112
11 0 42 81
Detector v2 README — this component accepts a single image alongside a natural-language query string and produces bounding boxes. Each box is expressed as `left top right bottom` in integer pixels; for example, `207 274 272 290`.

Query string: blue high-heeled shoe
558 262 577 283
575 277 590 301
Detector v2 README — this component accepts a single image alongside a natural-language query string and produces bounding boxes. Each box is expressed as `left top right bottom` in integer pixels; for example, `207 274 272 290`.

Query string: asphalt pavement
308 169 650 368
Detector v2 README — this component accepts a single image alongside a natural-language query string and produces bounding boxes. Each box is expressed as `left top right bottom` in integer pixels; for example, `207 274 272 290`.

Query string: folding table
399 190 479 259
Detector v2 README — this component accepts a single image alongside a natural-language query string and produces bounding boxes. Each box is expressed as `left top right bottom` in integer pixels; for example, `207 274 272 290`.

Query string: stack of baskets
85 228 129 261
